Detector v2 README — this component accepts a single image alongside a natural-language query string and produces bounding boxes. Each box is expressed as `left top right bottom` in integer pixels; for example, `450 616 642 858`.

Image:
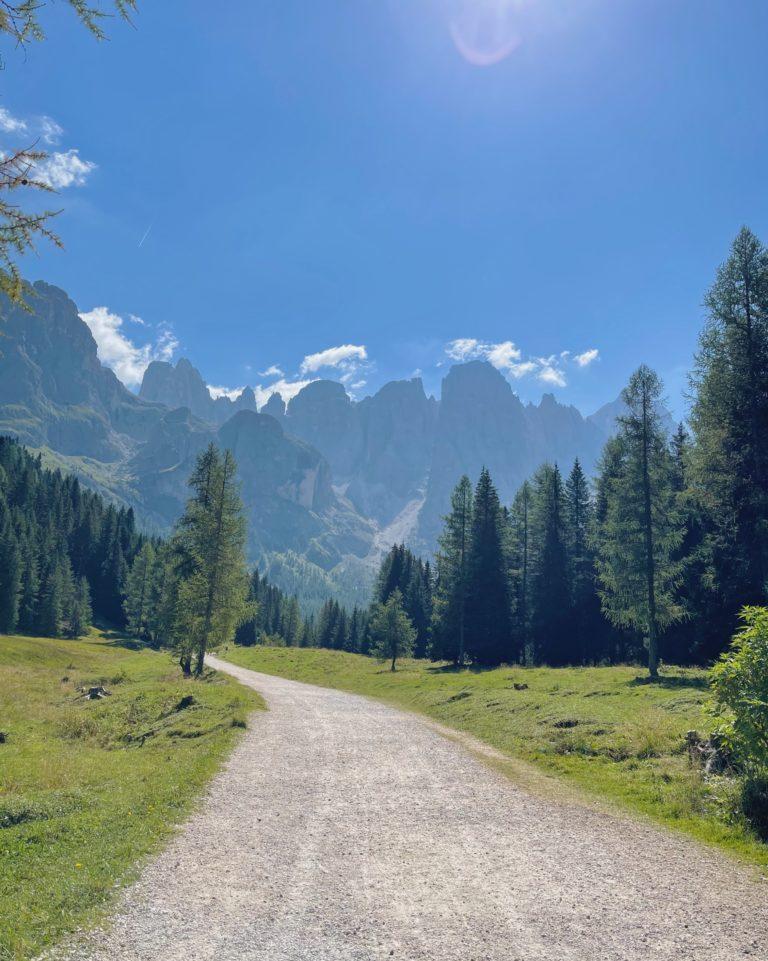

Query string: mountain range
0 280 620 608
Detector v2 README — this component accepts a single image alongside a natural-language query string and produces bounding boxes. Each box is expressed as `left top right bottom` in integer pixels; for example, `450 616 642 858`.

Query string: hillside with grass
223 646 768 867
0 631 262 961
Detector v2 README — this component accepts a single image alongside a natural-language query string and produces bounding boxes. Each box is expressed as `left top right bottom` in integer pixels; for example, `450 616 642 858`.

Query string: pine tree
430 475 473 665
595 366 685 677
369 589 416 671
690 227 768 619
465 468 513 666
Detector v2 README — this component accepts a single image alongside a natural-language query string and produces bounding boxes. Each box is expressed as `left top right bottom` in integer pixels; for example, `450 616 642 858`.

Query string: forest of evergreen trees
2 228 767 676
241 227 768 674
0 438 142 638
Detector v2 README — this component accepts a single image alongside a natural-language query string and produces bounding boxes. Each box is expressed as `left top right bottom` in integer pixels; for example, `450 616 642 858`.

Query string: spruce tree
529 463 571 665
0 518 21 634
564 459 600 664
690 227 768 618
68 576 92 638
595 366 685 677
123 542 156 642
465 468 513 666
430 475 473 665
509 481 533 660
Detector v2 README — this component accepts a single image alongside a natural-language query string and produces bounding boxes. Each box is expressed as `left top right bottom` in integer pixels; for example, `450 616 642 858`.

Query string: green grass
224 645 768 868
0 632 262 961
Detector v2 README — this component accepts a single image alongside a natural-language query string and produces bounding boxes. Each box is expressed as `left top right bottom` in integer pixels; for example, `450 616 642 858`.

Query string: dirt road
52 656 767 960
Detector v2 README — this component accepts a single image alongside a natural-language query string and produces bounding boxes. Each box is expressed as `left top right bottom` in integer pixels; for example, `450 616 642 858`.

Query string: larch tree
369 589 416 671
0 1 137 303
430 475 473 665
595 366 685 677
174 444 251 676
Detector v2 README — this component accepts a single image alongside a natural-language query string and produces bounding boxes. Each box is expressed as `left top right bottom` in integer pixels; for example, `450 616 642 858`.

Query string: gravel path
51 656 767 961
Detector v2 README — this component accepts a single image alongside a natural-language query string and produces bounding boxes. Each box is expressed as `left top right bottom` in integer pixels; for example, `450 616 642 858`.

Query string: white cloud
39 116 63 145
300 344 368 374
254 378 314 408
538 365 567 388
574 348 599 368
486 340 521 369
208 385 245 401
34 149 96 189
0 107 95 189
0 107 28 135
258 364 284 378
445 338 483 362
79 307 179 388
444 338 601 389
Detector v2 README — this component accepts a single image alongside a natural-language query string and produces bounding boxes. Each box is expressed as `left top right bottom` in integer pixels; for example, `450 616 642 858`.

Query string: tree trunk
641 388 659 679
180 653 192 677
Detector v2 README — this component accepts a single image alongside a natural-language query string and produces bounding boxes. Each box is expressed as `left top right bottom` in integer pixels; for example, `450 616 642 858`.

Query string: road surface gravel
49 656 768 960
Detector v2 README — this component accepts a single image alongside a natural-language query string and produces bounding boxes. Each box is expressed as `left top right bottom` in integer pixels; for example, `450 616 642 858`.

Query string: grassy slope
0 632 262 961
224 645 767 868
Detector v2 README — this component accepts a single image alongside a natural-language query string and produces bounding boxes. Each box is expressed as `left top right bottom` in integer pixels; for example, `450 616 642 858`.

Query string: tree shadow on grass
628 674 709 690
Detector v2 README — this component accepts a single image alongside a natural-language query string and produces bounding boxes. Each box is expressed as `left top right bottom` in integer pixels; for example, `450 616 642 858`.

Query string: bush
741 776 768 840
710 606 768 775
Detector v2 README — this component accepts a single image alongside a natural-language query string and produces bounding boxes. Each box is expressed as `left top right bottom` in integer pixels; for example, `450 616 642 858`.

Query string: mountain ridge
1 279 620 607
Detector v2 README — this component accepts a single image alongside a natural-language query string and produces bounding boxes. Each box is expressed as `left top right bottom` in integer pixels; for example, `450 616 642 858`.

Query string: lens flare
449 0 527 67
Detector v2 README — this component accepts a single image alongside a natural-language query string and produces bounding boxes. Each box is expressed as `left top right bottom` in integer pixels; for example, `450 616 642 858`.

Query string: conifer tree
174 444 251 676
509 481 533 659
565 459 600 663
595 366 685 677
690 227 768 618
67 576 92 638
369 589 416 671
529 463 571 665
465 468 513 666
0 518 21 633
430 475 473 665
123 542 156 642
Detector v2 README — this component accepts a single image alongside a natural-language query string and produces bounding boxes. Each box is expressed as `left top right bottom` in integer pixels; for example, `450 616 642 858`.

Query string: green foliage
368 589 416 670
595 366 686 676
374 543 432 657
431 474 473 665
690 226 768 612
0 1 136 45
529 463 570 665
171 444 251 675
465 467 513 666
0 436 141 635
710 607 768 774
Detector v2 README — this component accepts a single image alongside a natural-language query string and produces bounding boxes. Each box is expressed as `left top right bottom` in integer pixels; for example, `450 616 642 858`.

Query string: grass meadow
0 632 262 961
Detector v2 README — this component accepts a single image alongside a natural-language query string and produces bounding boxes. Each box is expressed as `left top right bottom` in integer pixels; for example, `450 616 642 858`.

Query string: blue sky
7 0 768 416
